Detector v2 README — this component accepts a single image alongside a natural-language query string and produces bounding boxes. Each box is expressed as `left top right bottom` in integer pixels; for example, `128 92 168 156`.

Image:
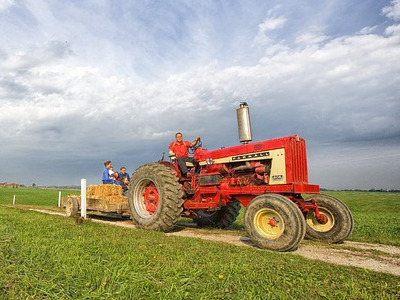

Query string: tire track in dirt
29 208 400 276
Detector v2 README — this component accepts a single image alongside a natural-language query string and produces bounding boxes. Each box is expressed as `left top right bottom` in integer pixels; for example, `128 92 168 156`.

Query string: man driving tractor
169 132 201 177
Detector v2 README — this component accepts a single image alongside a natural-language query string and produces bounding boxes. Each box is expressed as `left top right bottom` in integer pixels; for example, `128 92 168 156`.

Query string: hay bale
110 184 123 196
85 184 127 207
99 185 110 197
94 185 103 196
94 185 103 197
87 184 123 199
107 195 126 203
97 185 105 197
87 186 96 198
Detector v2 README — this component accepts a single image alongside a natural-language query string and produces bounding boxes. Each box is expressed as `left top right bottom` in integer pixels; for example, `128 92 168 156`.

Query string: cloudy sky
1 0 399 189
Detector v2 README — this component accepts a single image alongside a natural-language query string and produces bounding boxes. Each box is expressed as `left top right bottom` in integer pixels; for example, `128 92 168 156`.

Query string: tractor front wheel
244 194 306 252
128 163 184 232
304 194 353 243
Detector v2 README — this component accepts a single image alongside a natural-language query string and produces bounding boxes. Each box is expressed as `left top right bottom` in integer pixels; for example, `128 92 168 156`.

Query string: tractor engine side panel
199 148 286 185
197 135 309 185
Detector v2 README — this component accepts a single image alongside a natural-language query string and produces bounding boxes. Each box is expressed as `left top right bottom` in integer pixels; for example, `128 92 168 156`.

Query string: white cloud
385 23 400 36
259 16 287 32
295 31 328 45
0 0 14 11
359 25 378 35
2 26 399 146
382 0 400 21
1 1 400 187
0 41 72 71
253 15 287 46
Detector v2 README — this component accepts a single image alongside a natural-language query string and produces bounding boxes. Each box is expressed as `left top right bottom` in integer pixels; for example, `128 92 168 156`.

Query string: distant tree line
39 185 80 190
321 188 400 193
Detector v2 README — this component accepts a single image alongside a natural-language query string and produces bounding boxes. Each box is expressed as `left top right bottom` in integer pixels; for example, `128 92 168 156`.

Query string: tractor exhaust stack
236 102 252 144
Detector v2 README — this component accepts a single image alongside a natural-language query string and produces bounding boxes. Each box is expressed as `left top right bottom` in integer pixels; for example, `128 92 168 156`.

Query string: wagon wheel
65 196 79 217
244 194 306 252
195 200 241 229
128 163 184 232
304 194 353 243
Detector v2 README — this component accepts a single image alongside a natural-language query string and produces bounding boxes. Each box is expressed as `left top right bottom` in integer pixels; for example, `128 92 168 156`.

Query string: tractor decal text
232 152 270 161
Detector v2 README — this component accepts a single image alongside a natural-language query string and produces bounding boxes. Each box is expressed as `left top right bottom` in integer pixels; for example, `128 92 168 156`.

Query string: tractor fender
193 147 208 161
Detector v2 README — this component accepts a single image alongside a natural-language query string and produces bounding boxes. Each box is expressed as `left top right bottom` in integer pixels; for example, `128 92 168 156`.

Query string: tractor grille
288 137 309 184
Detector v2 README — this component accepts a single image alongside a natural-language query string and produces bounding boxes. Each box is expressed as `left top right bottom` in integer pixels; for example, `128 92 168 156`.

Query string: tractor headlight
206 158 214 165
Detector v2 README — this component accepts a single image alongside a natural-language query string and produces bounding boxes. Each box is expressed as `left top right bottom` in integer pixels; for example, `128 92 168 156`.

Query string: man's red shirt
169 140 191 157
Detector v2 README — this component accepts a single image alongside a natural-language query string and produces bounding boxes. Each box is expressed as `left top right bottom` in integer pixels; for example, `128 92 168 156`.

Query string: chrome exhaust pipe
236 102 252 144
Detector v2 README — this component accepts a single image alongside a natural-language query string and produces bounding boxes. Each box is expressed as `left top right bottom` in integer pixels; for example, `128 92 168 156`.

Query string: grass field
0 187 77 207
0 188 399 299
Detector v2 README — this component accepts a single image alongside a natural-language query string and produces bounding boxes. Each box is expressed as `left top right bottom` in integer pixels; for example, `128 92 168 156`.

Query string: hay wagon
63 184 130 217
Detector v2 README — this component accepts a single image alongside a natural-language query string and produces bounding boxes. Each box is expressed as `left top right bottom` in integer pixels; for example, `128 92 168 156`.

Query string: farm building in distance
0 182 24 188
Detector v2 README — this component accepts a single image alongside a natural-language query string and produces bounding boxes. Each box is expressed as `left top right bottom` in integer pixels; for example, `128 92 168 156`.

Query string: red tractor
128 103 353 251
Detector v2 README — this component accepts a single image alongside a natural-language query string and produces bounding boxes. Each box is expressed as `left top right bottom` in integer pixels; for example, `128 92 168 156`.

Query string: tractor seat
169 151 195 168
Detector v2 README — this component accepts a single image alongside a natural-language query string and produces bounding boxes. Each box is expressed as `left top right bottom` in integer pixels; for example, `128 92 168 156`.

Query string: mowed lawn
0 188 399 299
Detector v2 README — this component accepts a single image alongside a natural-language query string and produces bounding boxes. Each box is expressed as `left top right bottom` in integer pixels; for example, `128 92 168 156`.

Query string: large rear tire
195 200 241 229
128 163 184 232
65 196 79 217
244 194 306 252
304 194 353 243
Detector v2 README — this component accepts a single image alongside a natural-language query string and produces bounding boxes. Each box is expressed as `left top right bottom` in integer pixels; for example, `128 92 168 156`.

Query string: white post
81 178 87 219
13 195 16 205
58 191 62 207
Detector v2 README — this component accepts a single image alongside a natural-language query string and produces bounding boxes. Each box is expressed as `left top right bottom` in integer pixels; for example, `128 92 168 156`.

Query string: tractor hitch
296 197 328 224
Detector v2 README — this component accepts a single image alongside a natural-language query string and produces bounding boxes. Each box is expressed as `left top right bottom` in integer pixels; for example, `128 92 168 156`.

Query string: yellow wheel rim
254 208 285 239
306 208 334 232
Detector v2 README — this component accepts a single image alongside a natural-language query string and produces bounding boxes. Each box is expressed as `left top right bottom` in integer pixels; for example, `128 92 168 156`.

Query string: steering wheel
189 140 202 154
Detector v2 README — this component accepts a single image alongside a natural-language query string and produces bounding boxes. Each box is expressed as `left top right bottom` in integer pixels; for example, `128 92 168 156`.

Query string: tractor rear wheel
304 194 353 243
244 194 306 252
65 196 79 217
195 200 241 229
128 163 184 232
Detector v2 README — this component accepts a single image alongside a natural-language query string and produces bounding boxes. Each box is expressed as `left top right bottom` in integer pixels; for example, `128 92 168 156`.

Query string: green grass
0 187 77 207
0 206 399 299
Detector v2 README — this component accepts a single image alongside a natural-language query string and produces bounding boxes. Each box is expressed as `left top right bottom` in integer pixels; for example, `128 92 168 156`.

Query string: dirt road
30 209 400 277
